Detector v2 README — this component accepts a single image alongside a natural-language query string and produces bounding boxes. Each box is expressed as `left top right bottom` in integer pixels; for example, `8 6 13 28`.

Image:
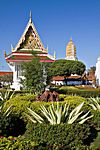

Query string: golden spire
66 38 77 60
70 37 72 41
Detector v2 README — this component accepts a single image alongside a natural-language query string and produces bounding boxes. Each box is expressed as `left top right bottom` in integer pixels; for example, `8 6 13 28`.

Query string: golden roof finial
4 50 7 57
11 44 14 52
29 10 32 23
46 45 48 53
54 51 56 60
70 37 72 42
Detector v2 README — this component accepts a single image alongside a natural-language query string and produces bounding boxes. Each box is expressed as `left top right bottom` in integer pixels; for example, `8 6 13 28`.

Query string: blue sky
0 0 100 70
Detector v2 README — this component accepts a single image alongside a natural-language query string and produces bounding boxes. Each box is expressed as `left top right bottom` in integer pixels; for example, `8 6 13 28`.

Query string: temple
66 38 77 60
5 12 55 90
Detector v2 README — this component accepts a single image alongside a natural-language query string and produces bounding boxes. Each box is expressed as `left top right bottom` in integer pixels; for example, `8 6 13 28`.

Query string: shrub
90 132 100 150
4 96 52 123
24 123 91 150
0 99 13 137
0 115 11 137
91 110 100 129
0 114 26 137
62 95 90 110
57 86 100 98
59 94 66 101
64 95 87 105
5 97 31 118
4 95 90 122
13 94 36 102
0 136 37 150
88 97 100 111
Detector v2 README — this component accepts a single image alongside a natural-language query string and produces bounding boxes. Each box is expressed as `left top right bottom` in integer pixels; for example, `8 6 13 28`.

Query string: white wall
8 62 23 90
51 80 65 86
95 57 100 85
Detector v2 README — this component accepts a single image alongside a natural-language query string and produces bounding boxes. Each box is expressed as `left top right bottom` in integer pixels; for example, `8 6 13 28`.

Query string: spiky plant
0 89 15 102
0 89 13 123
89 97 100 111
26 102 93 125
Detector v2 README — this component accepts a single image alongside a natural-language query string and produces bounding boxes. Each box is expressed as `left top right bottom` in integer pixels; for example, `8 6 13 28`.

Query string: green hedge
0 115 26 137
2 94 100 149
0 136 37 150
57 86 100 98
90 132 100 150
5 95 90 121
90 110 100 129
24 122 91 150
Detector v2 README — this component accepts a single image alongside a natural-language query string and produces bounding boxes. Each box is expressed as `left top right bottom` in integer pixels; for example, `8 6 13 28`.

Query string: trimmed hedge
0 115 26 137
57 86 100 98
4 95 90 121
91 110 100 129
24 122 91 150
2 94 100 149
0 136 37 150
90 132 100 150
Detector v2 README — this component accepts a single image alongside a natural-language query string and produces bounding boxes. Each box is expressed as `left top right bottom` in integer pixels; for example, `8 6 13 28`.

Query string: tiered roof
5 12 55 63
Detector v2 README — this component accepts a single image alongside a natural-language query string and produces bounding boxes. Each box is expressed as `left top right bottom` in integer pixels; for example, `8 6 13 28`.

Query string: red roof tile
52 75 82 81
0 71 13 76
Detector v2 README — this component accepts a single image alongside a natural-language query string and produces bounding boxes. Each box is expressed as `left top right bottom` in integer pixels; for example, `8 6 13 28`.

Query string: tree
87 66 96 85
48 59 86 77
88 66 96 73
0 74 13 88
21 57 45 94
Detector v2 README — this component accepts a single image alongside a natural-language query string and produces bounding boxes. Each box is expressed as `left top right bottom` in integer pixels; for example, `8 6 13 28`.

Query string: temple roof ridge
14 12 45 52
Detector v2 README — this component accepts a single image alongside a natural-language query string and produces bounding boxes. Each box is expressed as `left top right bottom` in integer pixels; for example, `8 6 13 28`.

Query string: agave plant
26 102 93 125
0 104 12 117
0 89 15 102
89 97 100 111
0 89 13 119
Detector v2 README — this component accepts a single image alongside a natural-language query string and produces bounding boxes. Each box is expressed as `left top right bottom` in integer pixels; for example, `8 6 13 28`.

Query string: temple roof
5 12 55 63
5 50 55 63
13 12 46 52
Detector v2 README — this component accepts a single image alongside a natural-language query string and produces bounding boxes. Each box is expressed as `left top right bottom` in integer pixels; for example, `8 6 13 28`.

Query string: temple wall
8 62 23 90
95 57 100 85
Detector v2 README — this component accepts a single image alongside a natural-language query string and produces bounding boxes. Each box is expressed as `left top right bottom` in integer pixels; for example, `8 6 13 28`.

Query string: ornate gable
14 12 45 52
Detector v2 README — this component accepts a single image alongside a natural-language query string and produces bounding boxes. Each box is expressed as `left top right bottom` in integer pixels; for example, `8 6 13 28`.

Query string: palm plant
26 102 93 125
89 97 100 111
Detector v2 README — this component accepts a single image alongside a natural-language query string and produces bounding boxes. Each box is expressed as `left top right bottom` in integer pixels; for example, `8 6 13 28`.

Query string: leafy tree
87 66 96 85
48 59 86 77
0 74 13 87
21 57 45 94
88 66 96 73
